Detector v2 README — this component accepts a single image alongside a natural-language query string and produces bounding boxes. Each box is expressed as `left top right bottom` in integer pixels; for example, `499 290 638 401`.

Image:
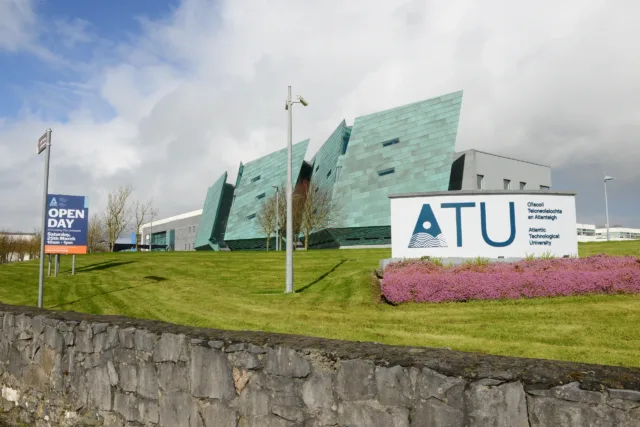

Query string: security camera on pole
284 86 308 293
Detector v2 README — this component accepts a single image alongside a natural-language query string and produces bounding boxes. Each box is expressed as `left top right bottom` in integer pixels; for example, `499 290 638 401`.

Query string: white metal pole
285 86 294 293
604 178 610 241
38 129 52 308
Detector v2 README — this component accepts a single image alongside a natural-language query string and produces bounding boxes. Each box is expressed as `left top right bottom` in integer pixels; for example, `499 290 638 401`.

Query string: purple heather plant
381 255 640 304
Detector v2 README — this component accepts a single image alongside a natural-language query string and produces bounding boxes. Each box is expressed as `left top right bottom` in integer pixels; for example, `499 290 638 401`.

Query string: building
139 210 202 251
0 232 38 262
577 224 640 242
449 149 551 191
144 90 559 251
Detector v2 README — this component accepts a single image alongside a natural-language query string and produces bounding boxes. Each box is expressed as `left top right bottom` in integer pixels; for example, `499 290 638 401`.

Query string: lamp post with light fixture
284 86 308 293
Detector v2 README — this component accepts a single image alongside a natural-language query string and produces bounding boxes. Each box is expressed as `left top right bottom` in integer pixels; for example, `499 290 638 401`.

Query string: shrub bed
381 255 640 304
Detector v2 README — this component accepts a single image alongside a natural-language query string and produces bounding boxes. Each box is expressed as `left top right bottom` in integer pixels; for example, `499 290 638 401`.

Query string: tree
256 196 277 250
87 214 108 253
104 184 133 252
300 182 342 249
134 199 157 251
27 231 40 260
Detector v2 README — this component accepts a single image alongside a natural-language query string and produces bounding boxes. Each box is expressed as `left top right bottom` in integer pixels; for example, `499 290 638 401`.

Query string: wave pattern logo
408 204 447 248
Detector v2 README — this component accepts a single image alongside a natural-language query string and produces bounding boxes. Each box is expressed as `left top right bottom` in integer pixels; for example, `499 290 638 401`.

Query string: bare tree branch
134 199 156 250
103 184 134 252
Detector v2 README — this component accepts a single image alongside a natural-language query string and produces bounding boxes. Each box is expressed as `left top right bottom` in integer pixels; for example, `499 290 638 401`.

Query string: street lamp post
284 86 308 293
604 175 614 241
272 185 279 251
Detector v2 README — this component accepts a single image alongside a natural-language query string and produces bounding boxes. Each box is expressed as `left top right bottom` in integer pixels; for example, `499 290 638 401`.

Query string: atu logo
408 202 516 249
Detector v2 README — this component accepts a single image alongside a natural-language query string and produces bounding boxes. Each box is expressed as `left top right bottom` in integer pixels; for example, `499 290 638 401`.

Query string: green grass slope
0 241 638 367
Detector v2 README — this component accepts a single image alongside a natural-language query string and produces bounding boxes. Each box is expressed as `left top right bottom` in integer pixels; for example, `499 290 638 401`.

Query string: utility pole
604 175 614 241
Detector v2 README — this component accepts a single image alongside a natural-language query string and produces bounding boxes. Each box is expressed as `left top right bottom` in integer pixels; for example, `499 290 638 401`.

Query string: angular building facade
144 90 552 251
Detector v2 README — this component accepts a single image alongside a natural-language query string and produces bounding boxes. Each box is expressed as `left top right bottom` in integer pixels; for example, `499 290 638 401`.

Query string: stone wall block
527 395 620 427
226 343 247 352
248 344 267 354
548 382 605 405
2 314 15 341
466 381 528 427
265 347 310 378
31 315 46 335
118 328 135 349
159 391 193 427
154 333 190 363
44 325 64 353
337 359 376 401
158 362 189 392
86 365 112 411
338 401 409 427
137 361 159 400
134 329 156 354
75 327 94 353
417 368 466 411
411 398 464 427
609 389 640 402
107 360 119 386
139 397 159 424
303 371 335 410
238 388 271 417
15 314 31 333
113 348 136 366
190 346 235 400
199 400 238 427
117 364 137 393
114 392 140 422
92 323 109 335
229 351 261 370
376 365 414 407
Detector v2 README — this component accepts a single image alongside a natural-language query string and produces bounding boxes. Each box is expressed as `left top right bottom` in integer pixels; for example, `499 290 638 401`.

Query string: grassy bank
0 241 638 367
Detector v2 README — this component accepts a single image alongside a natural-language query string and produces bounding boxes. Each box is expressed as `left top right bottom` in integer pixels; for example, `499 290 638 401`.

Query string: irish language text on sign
45 194 89 255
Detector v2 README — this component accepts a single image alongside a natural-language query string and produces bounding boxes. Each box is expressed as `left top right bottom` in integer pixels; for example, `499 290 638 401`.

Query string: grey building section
449 149 552 191
145 214 202 251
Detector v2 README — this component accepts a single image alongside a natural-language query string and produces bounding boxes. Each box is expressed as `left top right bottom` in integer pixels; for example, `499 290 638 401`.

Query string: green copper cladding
331 90 463 229
194 172 234 251
310 120 351 199
224 139 310 245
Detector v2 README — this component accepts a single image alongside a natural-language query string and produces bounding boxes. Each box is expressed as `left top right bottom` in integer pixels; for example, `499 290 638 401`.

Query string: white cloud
1 0 639 231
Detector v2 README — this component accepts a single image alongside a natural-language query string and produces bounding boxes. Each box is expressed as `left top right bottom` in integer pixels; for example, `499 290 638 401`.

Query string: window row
477 175 549 190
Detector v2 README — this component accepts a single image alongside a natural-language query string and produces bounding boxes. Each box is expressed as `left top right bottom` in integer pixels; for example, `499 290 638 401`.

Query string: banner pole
37 129 52 308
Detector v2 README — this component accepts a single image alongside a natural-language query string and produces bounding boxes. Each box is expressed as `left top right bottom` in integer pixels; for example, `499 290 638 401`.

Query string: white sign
390 192 578 259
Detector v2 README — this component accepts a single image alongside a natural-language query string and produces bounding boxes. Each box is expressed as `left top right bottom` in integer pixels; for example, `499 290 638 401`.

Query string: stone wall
0 303 638 426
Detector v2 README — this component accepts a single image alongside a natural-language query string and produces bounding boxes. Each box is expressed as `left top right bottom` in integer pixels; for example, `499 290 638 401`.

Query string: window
251 175 261 183
540 185 550 190
246 213 256 220
256 193 266 200
477 174 484 189
381 138 400 147
519 182 526 190
327 169 332 177
315 165 320 172
503 179 511 190
378 167 395 177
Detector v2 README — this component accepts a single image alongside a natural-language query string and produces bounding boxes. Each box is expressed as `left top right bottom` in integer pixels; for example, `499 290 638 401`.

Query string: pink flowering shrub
381 255 640 304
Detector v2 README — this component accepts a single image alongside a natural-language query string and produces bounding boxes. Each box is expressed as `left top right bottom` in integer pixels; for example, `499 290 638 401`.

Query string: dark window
540 185 550 190
519 182 526 190
246 213 256 220
377 168 395 177
256 193 266 199
381 138 400 147
503 179 511 190
327 170 332 177
315 165 320 172
251 175 261 183
477 174 484 189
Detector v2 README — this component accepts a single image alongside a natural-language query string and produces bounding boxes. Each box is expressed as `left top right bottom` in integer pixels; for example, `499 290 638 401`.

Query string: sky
0 0 638 232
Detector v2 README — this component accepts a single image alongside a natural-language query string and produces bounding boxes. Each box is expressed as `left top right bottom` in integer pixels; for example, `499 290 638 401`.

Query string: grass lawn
0 241 638 367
